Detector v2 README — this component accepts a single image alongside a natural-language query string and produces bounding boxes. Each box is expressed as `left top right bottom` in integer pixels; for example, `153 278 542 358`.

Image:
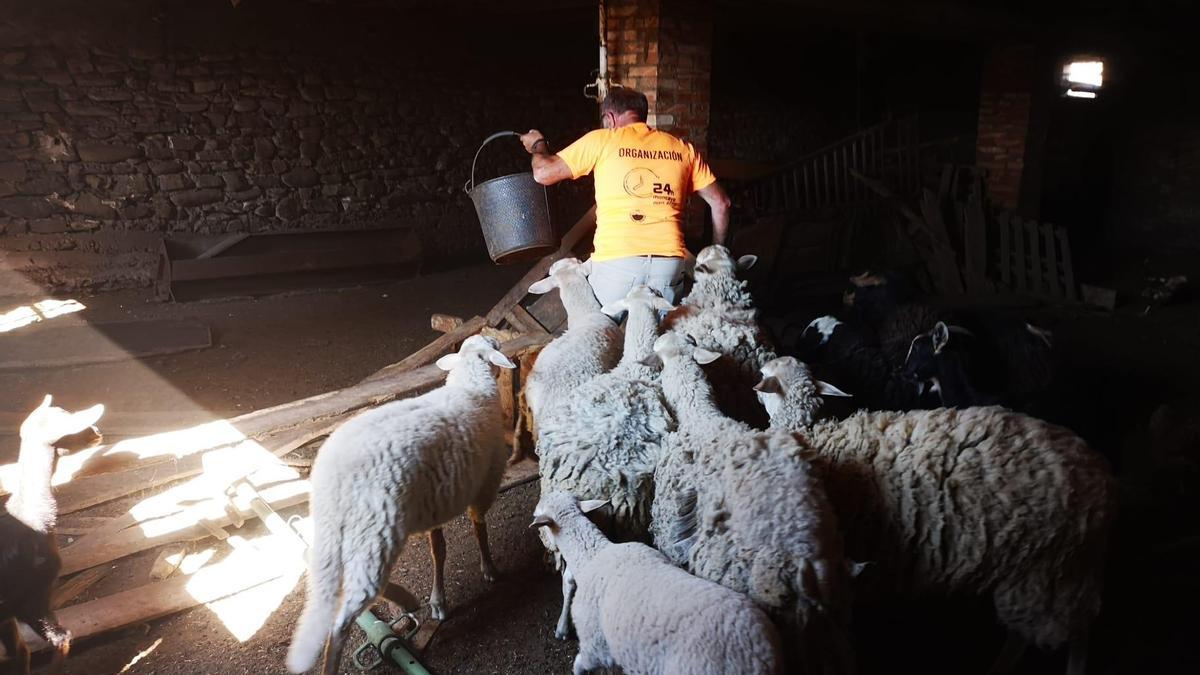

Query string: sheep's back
804 407 1113 598
539 375 674 542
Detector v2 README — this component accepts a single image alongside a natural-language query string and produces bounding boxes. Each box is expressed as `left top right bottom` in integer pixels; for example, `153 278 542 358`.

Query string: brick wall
976 44 1036 212
606 0 713 151
0 0 596 295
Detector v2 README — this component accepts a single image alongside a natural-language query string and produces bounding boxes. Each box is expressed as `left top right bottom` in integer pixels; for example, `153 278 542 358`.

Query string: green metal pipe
353 609 431 675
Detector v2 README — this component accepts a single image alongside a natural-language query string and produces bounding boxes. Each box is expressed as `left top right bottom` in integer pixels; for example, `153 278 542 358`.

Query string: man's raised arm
520 129 573 186
697 182 732 246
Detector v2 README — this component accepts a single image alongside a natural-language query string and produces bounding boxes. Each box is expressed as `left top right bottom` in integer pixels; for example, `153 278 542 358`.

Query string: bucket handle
465 131 521 193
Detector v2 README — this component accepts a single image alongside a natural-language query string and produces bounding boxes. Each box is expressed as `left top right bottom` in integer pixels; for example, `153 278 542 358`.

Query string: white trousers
587 255 688 308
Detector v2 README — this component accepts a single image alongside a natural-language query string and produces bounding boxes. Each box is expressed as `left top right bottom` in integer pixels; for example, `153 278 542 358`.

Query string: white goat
533 491 783 675
286 335 515 675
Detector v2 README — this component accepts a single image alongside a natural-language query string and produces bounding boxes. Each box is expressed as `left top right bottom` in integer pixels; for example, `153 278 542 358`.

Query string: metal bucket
465 131 557 264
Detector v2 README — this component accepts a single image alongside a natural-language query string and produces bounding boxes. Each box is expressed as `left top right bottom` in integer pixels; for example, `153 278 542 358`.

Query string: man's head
600 87 648 129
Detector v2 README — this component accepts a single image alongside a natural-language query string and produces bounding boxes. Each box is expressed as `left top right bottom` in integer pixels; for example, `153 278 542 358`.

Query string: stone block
275 195 302 220
76 140 141 162
170 188 224 208
87 87 134 102
0 196 55 219
149 159 184 175
69 193 118 219
18 174 69 195
254 137 276 160
0 162 26 182
282 167 319 188
193 80 220 94
193 174 223 189
23 90 61 113
110 174 151 198
157 174 190 191
221 171 249 191
168 135 203 151
29 217 70 234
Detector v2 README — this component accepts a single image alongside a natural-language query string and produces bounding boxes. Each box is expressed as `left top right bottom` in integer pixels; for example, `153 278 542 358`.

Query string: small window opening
1061 59 1104 99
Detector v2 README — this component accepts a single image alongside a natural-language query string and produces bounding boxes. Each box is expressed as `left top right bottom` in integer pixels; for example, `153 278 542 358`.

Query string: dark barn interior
1 1 1198 674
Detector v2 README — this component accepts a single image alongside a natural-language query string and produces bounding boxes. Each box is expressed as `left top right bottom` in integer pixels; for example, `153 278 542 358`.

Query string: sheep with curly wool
287 335 515 675
663 245 776 428
533 491 783 675
536 285 677 639
756 355 1115 675
649 332 853 674
524 257 623 426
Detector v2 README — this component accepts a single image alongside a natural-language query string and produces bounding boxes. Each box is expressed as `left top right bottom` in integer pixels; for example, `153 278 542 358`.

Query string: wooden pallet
994 212 1077 302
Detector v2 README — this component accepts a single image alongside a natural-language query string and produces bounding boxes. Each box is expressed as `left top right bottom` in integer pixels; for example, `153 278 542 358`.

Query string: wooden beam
366 315 487 380
52 566 112 610
485 206 596 327
58 479 311 577
505 305 548 335
430 313 464 333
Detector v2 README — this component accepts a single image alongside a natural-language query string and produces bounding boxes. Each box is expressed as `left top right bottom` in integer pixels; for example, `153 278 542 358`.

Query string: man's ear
754 376 783 394
528 277 557 294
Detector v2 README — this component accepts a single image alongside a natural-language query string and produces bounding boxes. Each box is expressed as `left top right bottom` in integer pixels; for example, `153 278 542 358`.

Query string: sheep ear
600 299 627 317
693 348 721 365
62 404 105 435
947 325 975 337
694 263 712 275
580 259 593 276
736 254 757 271
488 351 516 369
932 322 950 354
38 394 53 409
528 276 557 294
579 499 609 514
848 560 872 578
754 376 783 395
816 380 852 397
651 297 675 311
435 353 462 371
528 514 555 530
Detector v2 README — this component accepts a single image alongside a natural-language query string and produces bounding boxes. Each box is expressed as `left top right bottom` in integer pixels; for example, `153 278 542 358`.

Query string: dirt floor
2 261 1199 675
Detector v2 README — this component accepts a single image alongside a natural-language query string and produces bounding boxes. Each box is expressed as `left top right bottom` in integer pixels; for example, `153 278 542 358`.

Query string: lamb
532 491 783 675
524 257 623 425
1 395 104 675
756 355 1116 675
286 335 515 675
648 331 853 673
536 285 677 639
663 245 776 428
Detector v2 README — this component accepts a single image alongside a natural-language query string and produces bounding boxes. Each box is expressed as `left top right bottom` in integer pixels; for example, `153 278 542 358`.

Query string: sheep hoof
482 565 499 583
554 627 572 641
429 603 447 622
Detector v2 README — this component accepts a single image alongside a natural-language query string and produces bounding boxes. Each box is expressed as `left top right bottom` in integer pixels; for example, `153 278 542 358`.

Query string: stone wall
0 0 597 295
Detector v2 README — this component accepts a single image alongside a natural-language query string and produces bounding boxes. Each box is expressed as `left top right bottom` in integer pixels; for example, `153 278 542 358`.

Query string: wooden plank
381 315 487 376
526 291 567 334
505 305 549 335
430 314 464 333
499 457 539 493
58 479 311 576
1026 218 1042 296
1011 215 1027 292
1041 222 1061 298
54 516 118 536
19 539 288 653
1057 227 1077 301
485 205 597 327
963 184 988 292
52 566 112 609
998 211 1011 286
803 164 812 209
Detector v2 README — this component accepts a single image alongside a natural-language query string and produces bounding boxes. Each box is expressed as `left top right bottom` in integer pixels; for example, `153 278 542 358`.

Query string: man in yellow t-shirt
519 87 731 306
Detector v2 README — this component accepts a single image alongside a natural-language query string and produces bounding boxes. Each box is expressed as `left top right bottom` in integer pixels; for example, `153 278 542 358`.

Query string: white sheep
536 285 677 638
532 491 783 675
648 332 854 673
286 335 516 675
524 257 624 425
663 245 776 428
756 355 1116 675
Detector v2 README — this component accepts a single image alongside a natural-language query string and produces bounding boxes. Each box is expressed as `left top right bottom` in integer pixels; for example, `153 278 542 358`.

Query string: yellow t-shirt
557 123 716 261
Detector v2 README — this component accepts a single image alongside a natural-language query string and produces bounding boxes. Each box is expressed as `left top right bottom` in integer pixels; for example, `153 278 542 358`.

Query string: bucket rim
466 171 540 195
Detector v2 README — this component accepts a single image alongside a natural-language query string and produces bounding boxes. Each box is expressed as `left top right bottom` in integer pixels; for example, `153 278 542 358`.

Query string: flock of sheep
0 245 1117 675
288 245 1115 675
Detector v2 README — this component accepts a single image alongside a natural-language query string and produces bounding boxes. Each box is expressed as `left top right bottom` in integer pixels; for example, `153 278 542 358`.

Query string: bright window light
1066 89 1097 99
1064 61 1104 87
0 298 86 333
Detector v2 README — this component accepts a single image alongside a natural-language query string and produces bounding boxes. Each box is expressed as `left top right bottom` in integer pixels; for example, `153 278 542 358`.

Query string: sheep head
693 245 756 277
755 356 849 425
20 394 105 453
648 332 721 367
528 257 592 294
435 334 516 371
601 284 674 318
